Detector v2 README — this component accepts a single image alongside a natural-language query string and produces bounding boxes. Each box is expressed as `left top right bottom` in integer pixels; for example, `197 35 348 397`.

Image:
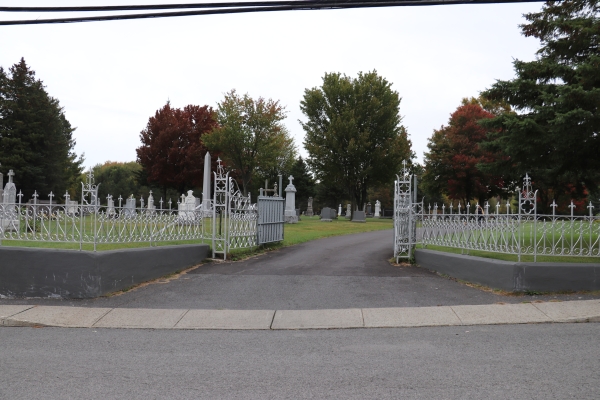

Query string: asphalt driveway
3 229 597 309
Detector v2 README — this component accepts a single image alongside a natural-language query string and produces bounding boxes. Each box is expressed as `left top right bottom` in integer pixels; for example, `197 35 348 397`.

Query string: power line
0 0 545 26
6 1 380 12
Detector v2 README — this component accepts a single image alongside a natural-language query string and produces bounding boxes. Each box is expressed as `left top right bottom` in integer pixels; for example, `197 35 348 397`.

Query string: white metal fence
0 200 205 251
394 165 600 262
0 158 284 257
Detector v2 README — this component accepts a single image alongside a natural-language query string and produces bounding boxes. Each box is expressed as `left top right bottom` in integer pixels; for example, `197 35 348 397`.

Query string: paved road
1 323 598 399
2 231 599 399
1 230 598 309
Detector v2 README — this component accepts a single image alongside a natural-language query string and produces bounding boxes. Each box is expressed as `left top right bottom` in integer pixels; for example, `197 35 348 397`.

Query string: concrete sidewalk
2 300 599 330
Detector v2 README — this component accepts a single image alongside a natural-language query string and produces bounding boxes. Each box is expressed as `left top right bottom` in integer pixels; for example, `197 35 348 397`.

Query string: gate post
394 160 419 263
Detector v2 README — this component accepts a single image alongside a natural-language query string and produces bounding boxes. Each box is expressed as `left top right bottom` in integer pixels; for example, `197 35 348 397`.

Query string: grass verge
0 216 393 259
419 244 600 264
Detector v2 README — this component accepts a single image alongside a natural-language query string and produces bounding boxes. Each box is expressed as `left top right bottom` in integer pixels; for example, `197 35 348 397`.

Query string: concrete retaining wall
0 244 209 299
415 249 600 292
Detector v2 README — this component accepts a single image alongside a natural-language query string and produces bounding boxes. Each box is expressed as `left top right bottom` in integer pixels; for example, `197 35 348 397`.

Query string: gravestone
2 169 16 204
346 203 351 219
147 191 156 214
295 209 301 221
338 204 342 215
374 200 381 218
178 190 197 222
306 197 314 216
284 175 298 223
123 195 136 217
66 200 78 215
320 207 335 222
1 169 18 231
352 205 366 223
366 202 372 216
106 195 116 217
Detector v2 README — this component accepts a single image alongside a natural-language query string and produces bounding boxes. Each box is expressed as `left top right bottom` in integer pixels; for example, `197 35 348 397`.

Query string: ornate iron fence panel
1 158 282 258
227 176 258 253
0 199 205 250
420 175 600 261
257 195 284 245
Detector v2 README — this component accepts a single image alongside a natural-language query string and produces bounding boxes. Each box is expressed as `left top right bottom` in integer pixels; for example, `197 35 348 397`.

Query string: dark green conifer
0 58 83 200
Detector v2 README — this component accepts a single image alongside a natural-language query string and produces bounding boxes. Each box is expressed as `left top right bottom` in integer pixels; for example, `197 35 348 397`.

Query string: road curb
1 300 599 330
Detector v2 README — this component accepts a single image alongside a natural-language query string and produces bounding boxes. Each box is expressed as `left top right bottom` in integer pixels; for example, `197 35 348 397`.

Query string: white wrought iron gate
212 159 258 259
394 161 422 263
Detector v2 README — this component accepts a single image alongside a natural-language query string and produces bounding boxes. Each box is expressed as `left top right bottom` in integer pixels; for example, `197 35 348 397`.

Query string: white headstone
123 195 136 217
147 191 156 214
3 170 16 204
178 190 197 221
1 169 18 231
284 175 298 223
374 200 381 217
106 195 116 216
338 204 342 215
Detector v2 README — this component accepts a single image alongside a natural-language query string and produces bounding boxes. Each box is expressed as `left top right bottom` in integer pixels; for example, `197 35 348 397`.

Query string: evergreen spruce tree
482 0 600 208
0 58 83 200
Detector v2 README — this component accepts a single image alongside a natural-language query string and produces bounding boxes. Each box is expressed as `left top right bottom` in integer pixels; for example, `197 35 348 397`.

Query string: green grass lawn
0 216 393 254
282 216 392 246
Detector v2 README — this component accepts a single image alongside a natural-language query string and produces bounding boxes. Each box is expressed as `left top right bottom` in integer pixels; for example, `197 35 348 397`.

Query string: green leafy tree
301 71 412 214
92 161 144 202
0 58 83 200
203 90 297 196
481 0 600 209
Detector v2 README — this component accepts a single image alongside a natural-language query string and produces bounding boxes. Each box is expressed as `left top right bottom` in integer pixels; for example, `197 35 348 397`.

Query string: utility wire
7 1 392 12
0 0 545 26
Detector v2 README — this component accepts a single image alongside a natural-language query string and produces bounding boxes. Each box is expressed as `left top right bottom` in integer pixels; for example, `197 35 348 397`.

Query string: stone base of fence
415 249 600 293
0 244 209 299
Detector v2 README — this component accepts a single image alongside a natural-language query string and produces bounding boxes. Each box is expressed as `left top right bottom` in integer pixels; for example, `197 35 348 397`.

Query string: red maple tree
136 102 218 199
423 103 504 206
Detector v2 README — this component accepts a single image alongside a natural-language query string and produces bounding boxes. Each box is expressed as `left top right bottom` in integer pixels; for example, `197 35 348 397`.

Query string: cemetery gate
211 159 285 260
393 161 422 263
212 160 258 259
257 182 285 245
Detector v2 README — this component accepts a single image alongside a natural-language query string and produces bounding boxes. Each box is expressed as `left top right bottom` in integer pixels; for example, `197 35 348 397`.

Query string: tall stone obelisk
202 152 211 213
0 162 4 201
284 175 298 223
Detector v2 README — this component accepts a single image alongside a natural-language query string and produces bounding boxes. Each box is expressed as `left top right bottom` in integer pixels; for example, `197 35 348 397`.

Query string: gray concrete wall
415 249 600 292
0 244 209 299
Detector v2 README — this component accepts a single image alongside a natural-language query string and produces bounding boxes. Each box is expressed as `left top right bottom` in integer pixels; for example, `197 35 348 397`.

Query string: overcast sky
0 1 543 169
